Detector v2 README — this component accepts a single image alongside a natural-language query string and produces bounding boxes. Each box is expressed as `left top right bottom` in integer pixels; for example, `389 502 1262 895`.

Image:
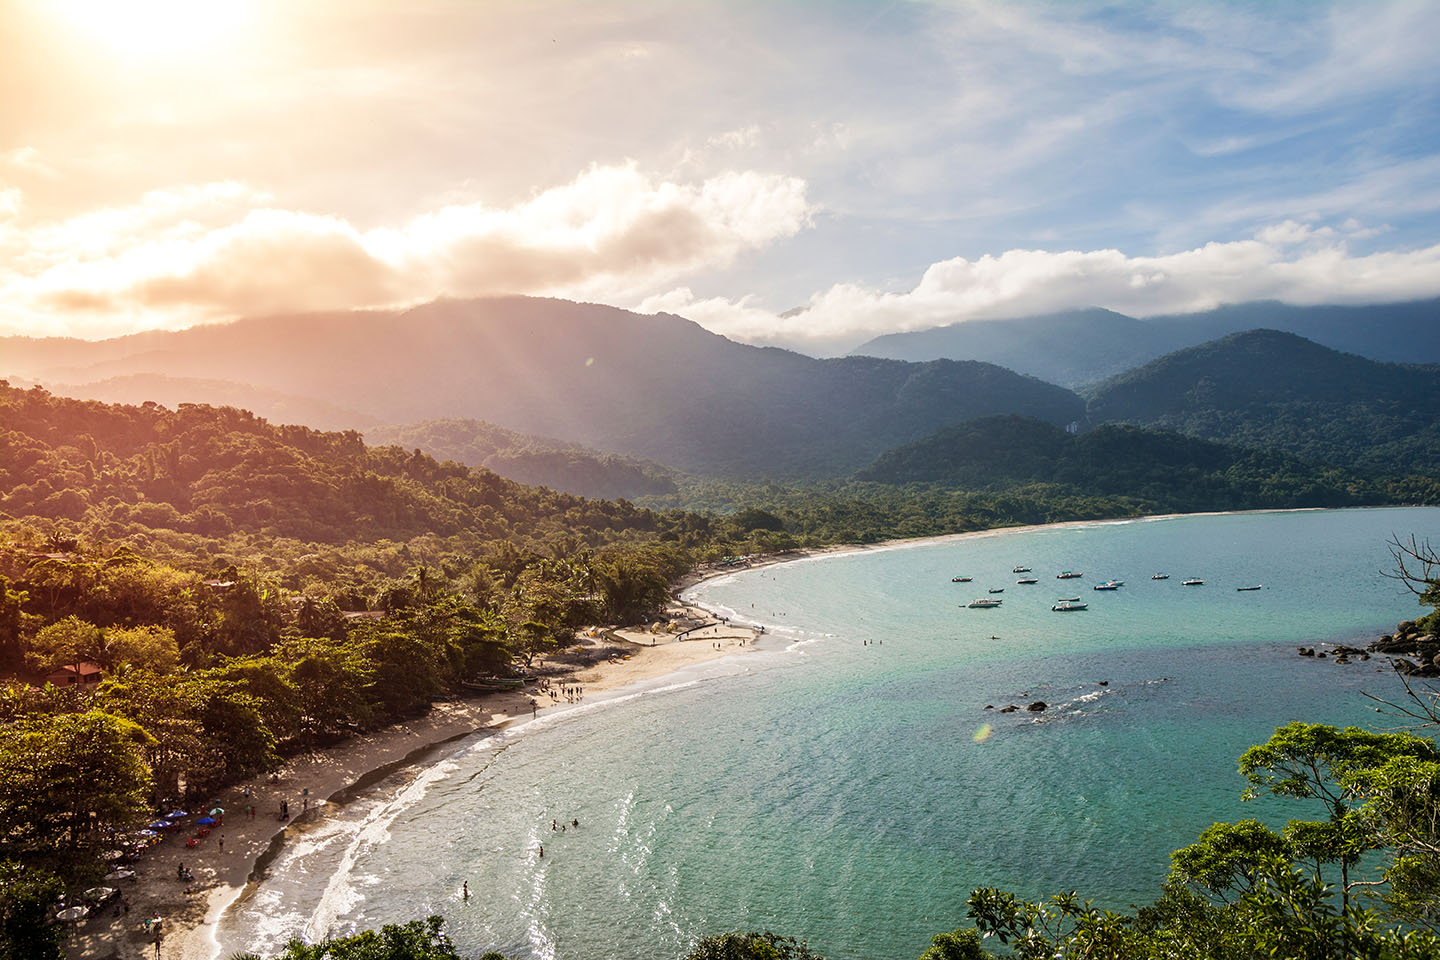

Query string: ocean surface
214 507 1440 960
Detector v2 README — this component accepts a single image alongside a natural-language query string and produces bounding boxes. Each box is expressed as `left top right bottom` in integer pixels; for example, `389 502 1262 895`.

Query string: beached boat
1151 573 1169 580
1182 578 1204 586
1056 571 1083 579
1052 600 1088 612
1016 577 1039 584
951 576 973 583
1236 585 1263 591
966 598 1003 608
988 587 1005 593
463 677 527 691
1012 565 1031 573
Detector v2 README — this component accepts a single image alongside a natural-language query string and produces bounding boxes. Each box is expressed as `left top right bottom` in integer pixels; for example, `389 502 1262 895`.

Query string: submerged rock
1026 701 1047 712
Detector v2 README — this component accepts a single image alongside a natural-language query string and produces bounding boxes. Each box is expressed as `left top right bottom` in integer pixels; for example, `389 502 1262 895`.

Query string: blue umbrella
195 816 216 826
147 821 170 830
164 810 187 819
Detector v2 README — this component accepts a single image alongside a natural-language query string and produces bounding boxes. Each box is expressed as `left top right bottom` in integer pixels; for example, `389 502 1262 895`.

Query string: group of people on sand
547 682 585 704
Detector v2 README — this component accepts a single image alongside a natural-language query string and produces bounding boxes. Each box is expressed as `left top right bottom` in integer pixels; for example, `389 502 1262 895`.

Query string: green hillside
856 414 1437 512
1085 330 1440 474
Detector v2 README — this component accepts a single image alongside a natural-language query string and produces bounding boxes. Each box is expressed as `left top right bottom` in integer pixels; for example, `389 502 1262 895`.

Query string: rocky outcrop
1026 701 1047 712
1368 617 1440 676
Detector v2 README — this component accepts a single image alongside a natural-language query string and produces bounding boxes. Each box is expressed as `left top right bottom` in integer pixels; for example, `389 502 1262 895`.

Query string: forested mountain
853 415 1432 512
364 418 680 500
850 298 1440 387
1085 330 1440 474
0 297 1085 479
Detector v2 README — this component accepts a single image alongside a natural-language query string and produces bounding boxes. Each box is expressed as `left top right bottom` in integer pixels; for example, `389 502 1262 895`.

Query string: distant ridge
849 298 1440 387
365 418 680 500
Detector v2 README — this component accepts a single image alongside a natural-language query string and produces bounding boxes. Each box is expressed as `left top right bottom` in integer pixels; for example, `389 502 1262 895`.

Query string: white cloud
646 228 1440 354
0 163 811 337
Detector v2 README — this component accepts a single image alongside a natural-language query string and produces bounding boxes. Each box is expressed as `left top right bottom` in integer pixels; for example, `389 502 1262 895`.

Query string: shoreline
67 504 1420 960
675 506 1338 604
65 609 763 960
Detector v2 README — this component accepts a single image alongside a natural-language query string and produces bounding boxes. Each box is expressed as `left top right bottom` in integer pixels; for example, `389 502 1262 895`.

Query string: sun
52 0 249 59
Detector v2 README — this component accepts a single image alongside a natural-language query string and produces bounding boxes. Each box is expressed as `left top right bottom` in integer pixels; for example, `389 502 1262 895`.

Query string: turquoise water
216 507 1440 960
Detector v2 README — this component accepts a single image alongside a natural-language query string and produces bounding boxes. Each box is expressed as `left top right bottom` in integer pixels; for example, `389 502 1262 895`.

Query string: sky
3 0 1440 355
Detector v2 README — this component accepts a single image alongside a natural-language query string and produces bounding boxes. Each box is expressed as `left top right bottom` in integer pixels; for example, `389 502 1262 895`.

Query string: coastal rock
984 704 994 710
1026 701 1047 712
1318 651 1328 658
1097 681 1109 686
999 705 1019 713
1368 635 1424 654
1298 647 1315 657
1394 658 1440 678
1399 620 1418 636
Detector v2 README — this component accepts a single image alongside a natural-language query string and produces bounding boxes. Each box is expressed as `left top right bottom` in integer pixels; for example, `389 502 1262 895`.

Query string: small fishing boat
1236 585 1263 591
1016 577 1039 584
1182 578 1204 586
966 598 1003 608
1057 596 1080 603
1012 565 1031 573
951 576 973 583
1093 582 1120 591
1151 573 1169 580
1056 571 1083 579
1052 600 1088 612
988 587 1005 593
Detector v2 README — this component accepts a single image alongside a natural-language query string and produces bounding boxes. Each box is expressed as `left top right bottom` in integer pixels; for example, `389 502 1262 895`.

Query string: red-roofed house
45 662 105 688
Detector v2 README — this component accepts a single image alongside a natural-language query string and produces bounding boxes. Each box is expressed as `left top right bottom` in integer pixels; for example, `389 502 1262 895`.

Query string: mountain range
850 299 1440 388
0 297 1083 480
3 296 1437 491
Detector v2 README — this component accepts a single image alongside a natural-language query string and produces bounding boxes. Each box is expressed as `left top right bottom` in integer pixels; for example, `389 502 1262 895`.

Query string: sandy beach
64 602 761 960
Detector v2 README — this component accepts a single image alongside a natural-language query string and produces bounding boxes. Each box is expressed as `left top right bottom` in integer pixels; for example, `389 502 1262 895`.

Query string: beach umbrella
164 810 188 819
82 887 115 901
209 807 225 815
104 870 135 881
147 821 170 830
56 906 87 921
195 816 216 826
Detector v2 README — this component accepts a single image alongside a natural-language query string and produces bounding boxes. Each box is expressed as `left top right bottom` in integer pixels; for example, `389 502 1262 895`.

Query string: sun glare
52 0 249 58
